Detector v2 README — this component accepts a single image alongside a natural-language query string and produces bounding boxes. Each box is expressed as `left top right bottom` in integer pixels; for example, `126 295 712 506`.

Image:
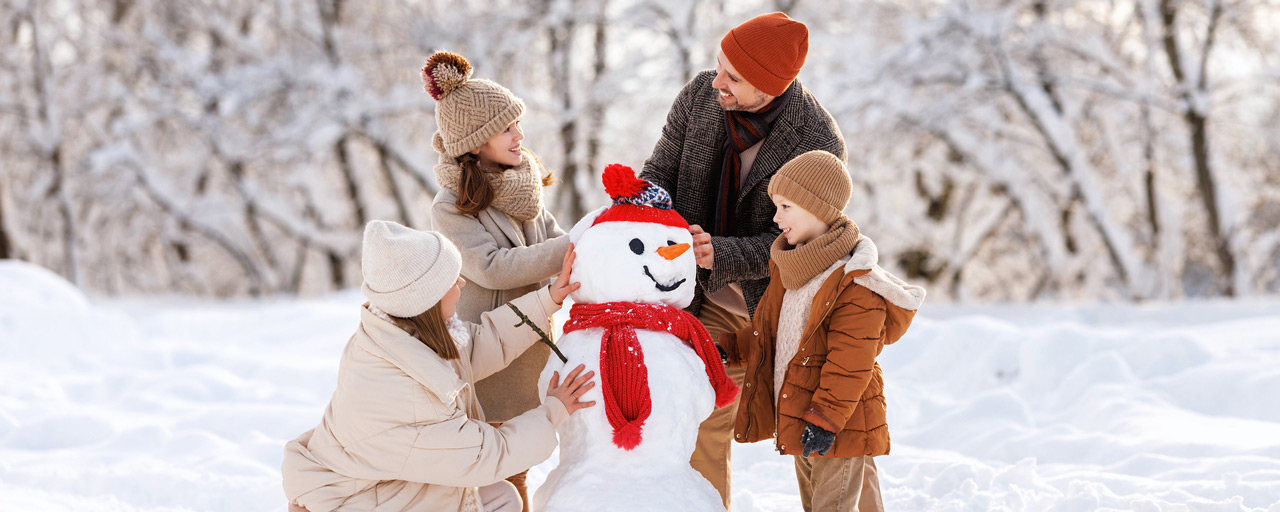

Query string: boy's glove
800 422 835 457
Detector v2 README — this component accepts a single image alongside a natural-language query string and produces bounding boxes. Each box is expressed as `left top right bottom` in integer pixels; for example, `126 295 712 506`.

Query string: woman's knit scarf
562 301 739 450
435 149 546 221
771 217 861 290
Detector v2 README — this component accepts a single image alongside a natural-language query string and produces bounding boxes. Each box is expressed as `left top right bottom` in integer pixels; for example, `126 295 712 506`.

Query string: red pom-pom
714 380 740 409
612 422 643 451
602 164 646 199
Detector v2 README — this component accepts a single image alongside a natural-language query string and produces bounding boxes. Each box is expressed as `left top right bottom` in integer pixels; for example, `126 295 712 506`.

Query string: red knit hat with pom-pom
592 164 689 229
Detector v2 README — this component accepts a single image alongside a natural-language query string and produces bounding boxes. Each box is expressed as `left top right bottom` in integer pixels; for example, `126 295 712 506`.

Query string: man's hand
689 225 714 269
800 422 835 457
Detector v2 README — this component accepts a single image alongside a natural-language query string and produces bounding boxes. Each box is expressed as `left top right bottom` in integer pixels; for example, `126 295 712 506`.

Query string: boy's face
771 195 828 246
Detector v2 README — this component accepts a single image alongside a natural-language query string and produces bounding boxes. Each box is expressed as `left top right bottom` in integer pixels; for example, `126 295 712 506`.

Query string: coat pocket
786 353 825 389
777 354 826 419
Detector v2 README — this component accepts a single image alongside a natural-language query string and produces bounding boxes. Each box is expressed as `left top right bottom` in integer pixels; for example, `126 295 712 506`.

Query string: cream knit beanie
360 220 461 318
422 51 526 159
767 150 852 224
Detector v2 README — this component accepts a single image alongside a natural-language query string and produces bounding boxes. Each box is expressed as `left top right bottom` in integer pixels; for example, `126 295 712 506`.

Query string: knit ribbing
360 222 461 317
434 149 546 222
770 217 861 290
720 12 809 97
767 150 851 225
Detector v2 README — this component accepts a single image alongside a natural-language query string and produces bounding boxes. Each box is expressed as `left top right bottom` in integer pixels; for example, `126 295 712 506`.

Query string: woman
282 221 593 512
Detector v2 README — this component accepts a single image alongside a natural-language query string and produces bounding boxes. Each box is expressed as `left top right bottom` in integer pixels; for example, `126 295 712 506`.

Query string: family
281 12 926 512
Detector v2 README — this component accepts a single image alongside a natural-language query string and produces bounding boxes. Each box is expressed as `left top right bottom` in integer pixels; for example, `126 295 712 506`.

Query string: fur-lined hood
843 236 926 344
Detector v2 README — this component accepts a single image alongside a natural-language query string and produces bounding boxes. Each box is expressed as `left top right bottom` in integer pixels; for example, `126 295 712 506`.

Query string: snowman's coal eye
667 240 678 246
629 238 645 255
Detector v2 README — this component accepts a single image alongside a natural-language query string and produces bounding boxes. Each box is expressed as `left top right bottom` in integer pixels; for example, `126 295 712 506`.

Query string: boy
718 150 926 511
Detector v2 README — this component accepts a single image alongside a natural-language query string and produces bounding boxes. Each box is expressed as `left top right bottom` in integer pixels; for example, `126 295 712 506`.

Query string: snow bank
1 261 1278 511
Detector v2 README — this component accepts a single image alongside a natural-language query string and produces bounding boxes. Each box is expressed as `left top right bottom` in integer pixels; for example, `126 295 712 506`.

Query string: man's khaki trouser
794 455 885 512
691 301 751 509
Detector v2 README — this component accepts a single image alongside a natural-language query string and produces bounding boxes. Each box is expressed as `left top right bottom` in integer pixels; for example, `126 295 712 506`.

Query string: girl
422 51 570 509
282 220 594 512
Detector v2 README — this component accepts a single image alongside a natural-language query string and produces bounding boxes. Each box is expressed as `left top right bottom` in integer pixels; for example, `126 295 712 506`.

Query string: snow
564 217 696 308
2 259 1279 511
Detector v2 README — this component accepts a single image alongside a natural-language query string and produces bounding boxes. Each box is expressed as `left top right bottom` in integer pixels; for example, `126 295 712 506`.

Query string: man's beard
717 90 770 112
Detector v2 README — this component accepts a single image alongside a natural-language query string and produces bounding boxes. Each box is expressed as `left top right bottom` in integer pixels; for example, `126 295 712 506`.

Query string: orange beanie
720 12 809 97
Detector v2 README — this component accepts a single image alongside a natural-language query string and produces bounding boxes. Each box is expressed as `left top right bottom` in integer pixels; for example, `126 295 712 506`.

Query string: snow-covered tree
819 0 1280 300
2 0 1276 301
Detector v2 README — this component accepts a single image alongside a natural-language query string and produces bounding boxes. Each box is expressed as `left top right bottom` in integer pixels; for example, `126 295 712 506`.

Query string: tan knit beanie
767 150 851 224
360 220 461 318
422 51 526 159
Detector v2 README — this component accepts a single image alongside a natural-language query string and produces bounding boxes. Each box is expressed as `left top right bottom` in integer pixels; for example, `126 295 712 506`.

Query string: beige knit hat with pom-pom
422 51 526 159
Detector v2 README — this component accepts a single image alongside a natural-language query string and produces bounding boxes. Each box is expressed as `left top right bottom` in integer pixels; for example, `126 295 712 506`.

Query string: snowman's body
534 167 730 512
534 325 721 511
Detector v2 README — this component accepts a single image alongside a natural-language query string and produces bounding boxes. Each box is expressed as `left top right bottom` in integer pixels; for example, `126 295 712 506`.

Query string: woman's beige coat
431 188 569 422
282 287 568 512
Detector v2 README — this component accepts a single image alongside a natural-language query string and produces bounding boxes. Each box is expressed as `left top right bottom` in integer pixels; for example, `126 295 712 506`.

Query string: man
639 11 853 510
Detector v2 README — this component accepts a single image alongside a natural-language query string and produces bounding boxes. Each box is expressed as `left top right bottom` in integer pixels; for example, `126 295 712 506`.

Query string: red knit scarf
563 301 740 450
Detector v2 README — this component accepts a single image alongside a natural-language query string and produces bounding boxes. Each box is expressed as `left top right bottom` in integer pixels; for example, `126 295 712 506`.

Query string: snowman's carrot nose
656 243 691 260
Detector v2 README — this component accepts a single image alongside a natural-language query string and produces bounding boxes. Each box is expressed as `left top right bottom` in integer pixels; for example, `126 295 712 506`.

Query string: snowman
534 164 738 512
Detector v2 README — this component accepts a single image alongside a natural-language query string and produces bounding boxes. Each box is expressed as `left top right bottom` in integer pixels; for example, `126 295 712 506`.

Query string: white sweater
774 256 849 402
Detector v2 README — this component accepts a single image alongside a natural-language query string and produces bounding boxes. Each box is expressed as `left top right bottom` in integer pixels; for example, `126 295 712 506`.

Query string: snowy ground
2 259 1278 511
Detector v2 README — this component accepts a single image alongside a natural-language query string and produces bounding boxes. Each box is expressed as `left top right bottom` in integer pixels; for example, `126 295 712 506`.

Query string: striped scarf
711 92 788 236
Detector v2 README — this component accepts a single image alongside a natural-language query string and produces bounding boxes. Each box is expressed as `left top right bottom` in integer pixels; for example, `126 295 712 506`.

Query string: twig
506 302 568 363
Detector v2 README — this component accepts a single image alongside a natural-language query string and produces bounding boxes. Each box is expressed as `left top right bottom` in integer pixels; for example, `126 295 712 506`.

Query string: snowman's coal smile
643 265 685 292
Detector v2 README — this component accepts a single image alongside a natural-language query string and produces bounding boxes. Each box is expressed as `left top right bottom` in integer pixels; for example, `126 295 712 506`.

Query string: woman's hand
549 243 581 305
689 225 713 269
547 363 596 414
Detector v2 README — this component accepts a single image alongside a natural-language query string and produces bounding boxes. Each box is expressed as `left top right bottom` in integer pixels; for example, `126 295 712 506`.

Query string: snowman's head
568 165 695 308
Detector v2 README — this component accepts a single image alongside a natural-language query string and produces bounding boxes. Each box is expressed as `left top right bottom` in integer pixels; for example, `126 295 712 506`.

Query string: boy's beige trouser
794 455 885 512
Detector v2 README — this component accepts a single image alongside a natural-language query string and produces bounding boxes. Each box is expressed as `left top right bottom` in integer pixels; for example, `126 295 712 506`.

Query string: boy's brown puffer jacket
722 236 925 457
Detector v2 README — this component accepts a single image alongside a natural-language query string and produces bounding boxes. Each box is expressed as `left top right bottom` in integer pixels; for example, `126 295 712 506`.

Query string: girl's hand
547 363 596 414
549 243 581 305
689 225 713 269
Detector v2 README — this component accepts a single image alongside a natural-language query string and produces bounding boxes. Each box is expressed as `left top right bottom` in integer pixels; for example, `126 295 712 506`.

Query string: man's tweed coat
641 70 847 317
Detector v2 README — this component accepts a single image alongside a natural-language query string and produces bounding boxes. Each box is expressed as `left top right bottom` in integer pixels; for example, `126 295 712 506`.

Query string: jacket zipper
741 324 764 444
775 294 840 454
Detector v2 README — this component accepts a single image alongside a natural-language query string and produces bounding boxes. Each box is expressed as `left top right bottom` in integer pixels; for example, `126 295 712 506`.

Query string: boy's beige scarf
770 217 861 290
